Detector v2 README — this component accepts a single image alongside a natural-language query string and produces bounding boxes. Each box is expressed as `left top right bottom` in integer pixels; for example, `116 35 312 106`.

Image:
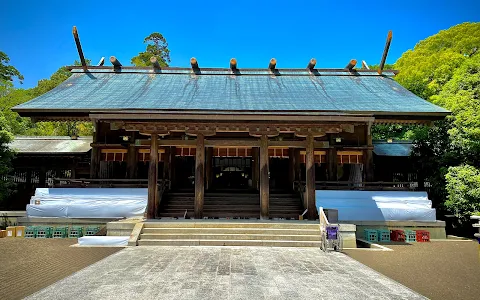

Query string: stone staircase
158 191 303 219
138 221 321 247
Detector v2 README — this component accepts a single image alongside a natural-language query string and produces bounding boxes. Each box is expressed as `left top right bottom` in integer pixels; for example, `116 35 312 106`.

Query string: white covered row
315 190 436 221
27 188 147 218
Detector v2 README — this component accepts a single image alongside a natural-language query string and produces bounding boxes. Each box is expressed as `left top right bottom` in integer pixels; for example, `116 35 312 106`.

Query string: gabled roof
13 67 449 121
373 141 413 157
9 136 92 154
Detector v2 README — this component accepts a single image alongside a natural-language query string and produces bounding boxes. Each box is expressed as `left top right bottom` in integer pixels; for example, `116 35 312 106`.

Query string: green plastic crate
53 226 68 238
35 226 53 238
24 226 36 238
68 226 84 238
84 226 100 236
405 230 416 242
364 229 378 242
377 229 391 242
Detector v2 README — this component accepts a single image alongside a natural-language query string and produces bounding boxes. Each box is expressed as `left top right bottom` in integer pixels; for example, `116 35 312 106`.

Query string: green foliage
445 165 480 220
409 121 462 210
399 22 480 222
372 124 415 140
0 58 93 137
0 101 14 204
395 22 480 100
431 54 480 166
131 33 170 67
0 51 24 84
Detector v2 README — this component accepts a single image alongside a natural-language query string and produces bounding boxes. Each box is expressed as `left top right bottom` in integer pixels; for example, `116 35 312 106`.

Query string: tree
0 60 93 137
395 22 480 100
398 22 480 225
131 33 170 67
445 165 480 222
0 51 23 84
0 51 21 205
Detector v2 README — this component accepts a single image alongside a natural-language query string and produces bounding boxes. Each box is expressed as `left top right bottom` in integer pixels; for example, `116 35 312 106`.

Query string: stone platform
27 246 425 300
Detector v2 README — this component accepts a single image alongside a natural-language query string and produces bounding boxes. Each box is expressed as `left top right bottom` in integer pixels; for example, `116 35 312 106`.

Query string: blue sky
1 0 479 88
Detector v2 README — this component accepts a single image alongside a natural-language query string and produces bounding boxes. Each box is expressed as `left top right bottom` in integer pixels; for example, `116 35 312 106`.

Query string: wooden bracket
249 127 279 138
378 30 393 75
72 26 87 70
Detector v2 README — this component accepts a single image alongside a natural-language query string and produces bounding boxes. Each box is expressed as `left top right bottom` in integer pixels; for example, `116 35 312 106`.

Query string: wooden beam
150 57 161 69
163 147 170 182
260 135 269 219
252 147 259 190
190 57 199 69
194 134 205 219
305 135 317 220
147 134 158 219
126 143 137 179
90 120 100 179
378 30 393 75
307 58 316 70
365 122 374 181
361 60 370 70
345 59 357 70
110 56 122 68
205 147 213 190
97 57 105 66
327 135 337 181
230 58 237 70
288 148 295 189
268 58 277 70
72 26 87 70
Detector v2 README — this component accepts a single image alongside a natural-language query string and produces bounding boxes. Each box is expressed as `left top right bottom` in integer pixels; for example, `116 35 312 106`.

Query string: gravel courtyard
0 239 121 300
27 246 424 300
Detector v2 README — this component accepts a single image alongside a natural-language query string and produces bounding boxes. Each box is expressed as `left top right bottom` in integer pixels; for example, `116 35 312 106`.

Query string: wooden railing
294 180 420 191
53 178 171 189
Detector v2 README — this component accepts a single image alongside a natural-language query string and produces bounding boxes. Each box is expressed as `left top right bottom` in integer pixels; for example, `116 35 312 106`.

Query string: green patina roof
13 68 449 118
9 136 92 154
373 141 413 157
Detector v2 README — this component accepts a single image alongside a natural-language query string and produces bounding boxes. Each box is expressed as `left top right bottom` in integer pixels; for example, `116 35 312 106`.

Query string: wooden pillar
306 135 317 220
163 147 170 182
127 144 138 179
288 148 296 190
365 122 374 182
90 121 100 179
205 147 213 190
327 135 337 181
39 166 47 188
260 135 269 219
170 146 176 189
294 148 301 182
25 169 32 189
252 147 259 190
147 134 158 219
195 134 205 219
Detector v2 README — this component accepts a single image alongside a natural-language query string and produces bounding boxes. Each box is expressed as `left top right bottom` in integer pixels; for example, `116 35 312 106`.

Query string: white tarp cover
78 236 129 246
26 188 147 218
315 190 436 221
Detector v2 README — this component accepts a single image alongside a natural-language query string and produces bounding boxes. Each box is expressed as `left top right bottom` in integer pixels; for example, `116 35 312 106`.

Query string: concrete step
143 222 319 229
137 239 321 247
140 233 320 241
142 227 319 235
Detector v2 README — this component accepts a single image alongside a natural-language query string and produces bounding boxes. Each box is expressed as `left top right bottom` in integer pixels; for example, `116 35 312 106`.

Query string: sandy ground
0 238 121 300
344 240 480 300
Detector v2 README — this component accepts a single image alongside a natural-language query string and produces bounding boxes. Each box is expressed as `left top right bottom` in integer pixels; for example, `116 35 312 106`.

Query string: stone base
342 220 447 240
17 217 118 228
107 217 144 237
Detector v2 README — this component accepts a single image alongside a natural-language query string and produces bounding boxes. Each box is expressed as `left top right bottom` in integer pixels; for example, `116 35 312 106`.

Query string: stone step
142 227 320 235
143 222 319 229
137 239 321 247
140 233 320 241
